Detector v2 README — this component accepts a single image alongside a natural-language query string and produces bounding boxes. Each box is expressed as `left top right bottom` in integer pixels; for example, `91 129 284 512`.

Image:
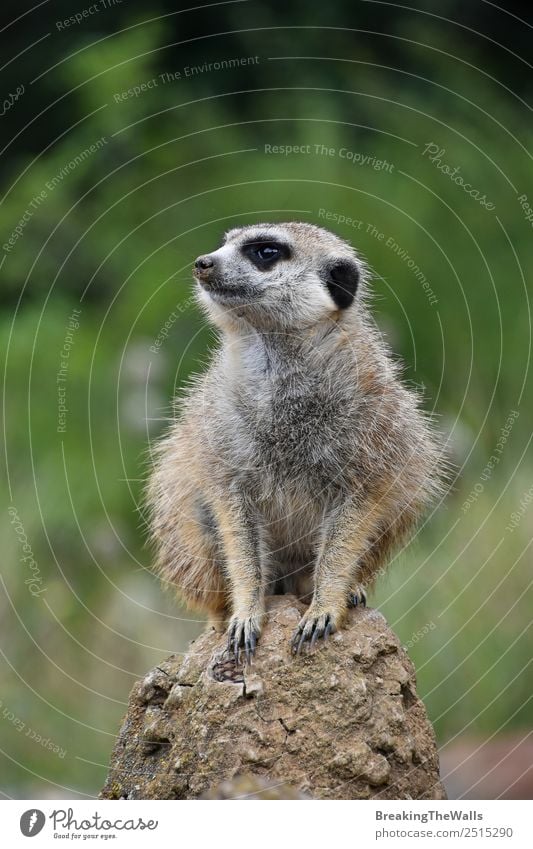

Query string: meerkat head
193 222 366 331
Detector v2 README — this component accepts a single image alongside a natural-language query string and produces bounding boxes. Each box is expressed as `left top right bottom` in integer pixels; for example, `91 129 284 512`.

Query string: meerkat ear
324 259 360 309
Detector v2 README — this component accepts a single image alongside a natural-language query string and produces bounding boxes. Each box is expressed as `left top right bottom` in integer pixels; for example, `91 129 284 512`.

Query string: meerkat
146 222 444 662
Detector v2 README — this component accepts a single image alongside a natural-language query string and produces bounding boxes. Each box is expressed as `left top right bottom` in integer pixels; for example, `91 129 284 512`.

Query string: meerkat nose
194 255 215 271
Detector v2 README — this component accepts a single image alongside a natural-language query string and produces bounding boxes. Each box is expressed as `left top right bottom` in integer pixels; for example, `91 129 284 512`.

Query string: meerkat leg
213 495 265 664
291 495 387 654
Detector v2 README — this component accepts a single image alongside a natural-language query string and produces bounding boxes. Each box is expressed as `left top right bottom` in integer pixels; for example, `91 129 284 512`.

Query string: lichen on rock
101 595 446 800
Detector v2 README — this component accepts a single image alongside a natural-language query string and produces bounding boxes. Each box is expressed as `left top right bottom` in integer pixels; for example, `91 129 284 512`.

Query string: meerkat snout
194 254 215 271
193 254 217 287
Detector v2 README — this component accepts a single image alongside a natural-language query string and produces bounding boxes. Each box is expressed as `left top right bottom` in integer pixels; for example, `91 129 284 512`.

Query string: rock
201 773 309 799
100 595 446 800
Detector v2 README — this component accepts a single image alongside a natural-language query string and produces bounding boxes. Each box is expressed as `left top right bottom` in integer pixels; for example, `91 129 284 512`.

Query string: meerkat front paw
291 609 338 655
227 613 262 665
347 585 367 608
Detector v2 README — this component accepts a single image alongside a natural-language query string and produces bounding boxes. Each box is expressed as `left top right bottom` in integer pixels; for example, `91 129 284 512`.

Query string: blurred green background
1 0 532 798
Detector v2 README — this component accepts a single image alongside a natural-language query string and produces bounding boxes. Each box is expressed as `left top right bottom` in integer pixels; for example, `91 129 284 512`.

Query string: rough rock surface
101 595 446 800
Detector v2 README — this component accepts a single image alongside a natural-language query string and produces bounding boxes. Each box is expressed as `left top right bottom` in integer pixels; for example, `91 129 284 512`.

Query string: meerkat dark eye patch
324 259 360 309
241 239 291 270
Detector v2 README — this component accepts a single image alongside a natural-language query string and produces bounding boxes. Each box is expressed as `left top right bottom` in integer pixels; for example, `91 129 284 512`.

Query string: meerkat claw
249 629 257 657
227 616 260 665
291 612 337 655
348 586 367 608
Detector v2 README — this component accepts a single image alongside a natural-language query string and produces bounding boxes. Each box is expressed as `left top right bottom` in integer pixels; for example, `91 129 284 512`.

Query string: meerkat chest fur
209 326 360 506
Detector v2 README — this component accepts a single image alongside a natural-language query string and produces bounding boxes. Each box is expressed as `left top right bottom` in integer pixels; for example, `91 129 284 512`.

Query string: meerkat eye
242 240 291 269
257 245 279 261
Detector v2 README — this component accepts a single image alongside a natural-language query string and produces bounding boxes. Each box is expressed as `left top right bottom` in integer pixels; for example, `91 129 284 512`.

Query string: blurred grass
1 19 532 797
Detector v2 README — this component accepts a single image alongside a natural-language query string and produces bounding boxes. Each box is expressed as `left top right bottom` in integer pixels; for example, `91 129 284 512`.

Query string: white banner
2 799 530 848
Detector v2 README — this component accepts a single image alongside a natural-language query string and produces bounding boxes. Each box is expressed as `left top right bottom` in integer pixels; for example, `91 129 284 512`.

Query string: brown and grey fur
146 222 444 660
